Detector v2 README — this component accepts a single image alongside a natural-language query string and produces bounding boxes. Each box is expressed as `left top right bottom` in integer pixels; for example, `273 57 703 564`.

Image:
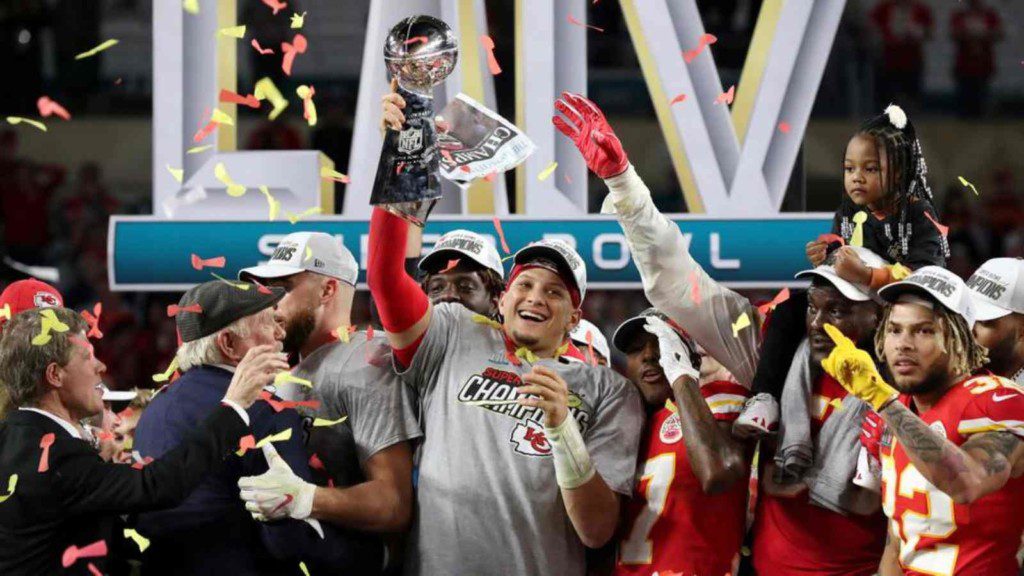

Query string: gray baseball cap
966 258 1024 321
419 229 505 279
879 266 977 328
570 319 610 362
239 232 359 286
795 246 888 302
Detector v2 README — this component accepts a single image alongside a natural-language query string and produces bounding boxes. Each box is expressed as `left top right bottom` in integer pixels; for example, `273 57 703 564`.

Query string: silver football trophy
370 15 459 227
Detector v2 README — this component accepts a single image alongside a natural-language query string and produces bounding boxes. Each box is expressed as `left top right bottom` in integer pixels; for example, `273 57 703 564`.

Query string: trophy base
380 199 438 228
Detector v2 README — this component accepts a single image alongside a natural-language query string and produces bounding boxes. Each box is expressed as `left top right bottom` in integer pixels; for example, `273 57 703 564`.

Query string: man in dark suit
134 281 383 575
0 301 287 575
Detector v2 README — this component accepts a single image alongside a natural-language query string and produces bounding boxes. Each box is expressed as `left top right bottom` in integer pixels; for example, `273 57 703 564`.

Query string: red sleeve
958 377 1024 440
700 381 750 422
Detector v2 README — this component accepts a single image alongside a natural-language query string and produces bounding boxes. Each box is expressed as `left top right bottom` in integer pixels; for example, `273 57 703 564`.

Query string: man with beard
236 232 421 563
555 92 888 575
611 308 749 576
966 258 1024 385
821 266 1024 575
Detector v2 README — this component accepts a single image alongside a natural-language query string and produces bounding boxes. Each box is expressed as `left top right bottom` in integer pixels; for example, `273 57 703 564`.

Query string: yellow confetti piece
285 207 322 225
299 561 310 576
0 474 18 504
828 397 844 411
214 162 247 197
312 415 347 427
182 0 199 14
6 117 46 132
254 77 289 121
555 341 570 357
958 176 980 196
218 25 246 39
75 39 119 60
166 165 184 183
152 358 179 382
336 326 352 343
258 185 280 221
514 347 538 363
850 211 867 248
187 144 213 154
304 246 313 262
211 272 251 290
124 529 150 552
296 85 317 126
537 161 558 181
0 303 10 321
890 262 912 281
210 108 234 127
254 428 292 448
731 312 751 337
290 12 307 29
320 167 350 184
31 309 70 346
274 372 313 388
470 314 502 330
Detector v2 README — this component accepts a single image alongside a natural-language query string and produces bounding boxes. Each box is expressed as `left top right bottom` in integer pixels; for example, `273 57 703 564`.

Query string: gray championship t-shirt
281 334 422 487
402 303 644 576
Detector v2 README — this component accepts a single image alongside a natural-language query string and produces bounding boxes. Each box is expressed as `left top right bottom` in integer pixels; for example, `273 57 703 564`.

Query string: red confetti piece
817 233 845 246
682 33 717 63
237 435 256 456
190 254 226 270
778 121 791 133
259 390 320 413
248 278 274 295
81 302 103 339
440 149 454 164
131 456 154 470
308 453 325 472
281 33 307 76
689 270 702 304
37 96 71 121
439 259 461 274
62 540 108 568
460 165 471 173
715 85 735 105
404 36 429 46
483 171 497 182
38 433 55 473
261 0 287 15
924 211 949 238
492 218 511 254
87 563 102 576
117 407 134 420
567 14 604 32
480 35 502 75
757 287 791 316
219 89 261 109
396 162 405 175
251 39 275 55
669 93 687 106
366 325 374 340
97 430 115 442
166 303 203 317
585 332 597 366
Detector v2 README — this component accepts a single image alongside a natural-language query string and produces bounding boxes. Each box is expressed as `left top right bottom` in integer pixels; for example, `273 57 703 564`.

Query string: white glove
643 316 700 384
238 443 317 521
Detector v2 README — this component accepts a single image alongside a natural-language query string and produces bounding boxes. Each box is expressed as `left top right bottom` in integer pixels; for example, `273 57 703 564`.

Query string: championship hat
418 229 504 279
511 239 587 307
966 258 1024 322
239 232 359 286
879 266 977 328
795 246 888 302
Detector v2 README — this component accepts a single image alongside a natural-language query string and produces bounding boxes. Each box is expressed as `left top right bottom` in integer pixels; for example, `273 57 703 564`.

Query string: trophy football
370 15 459 227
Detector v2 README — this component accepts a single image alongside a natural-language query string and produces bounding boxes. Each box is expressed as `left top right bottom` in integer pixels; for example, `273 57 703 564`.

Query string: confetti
259 390 320 413
299 561 311 576
669 93 687 106
219 89 261 109
275 372 313 388
285 206 322 224
261 0 287 15
75 39 119 60
731 312 751 337
236 434 256 455
304 246 313 262
123 529 150 553
850 211 867 247
439 259 461 273
308 453 325 471
683 33 717 63
251 39 275 55
296 85 317 126
689 270 701 304
37 96 71 121
187 144 213 154
567 14 604 32
32 309 70 346
890 262 912 281
403 36 428 46
778 121 791 133
817 233 845 246
254 428 293 449
218 25 246 39
480 35 502 75
313 415 347 427
210 108 234 126
756 288 791 316
281 33 308 76
166 165 184 183
62 540 108 568
81 302 103 339
193 107 218 143
492 218 511 253
957 176 980 196
0 303 10 321
254 77 289 120
715 85 736 106
214 162 247 197
923 211 949 238
211 272 251 290
182 0 199 14
537 161 558 181
0 474 17 503
483 171 498 182
191 253 226 270
131 456 154 470
320 167 350 184
152 358 179 382
167 303 202 317
38 433 55 473
585 331 597 366
258 185 281 220
6 117 46 132
471 314 503 330
290 11 306 29
249 277 274 295
87 563 102 576
514 347 539 363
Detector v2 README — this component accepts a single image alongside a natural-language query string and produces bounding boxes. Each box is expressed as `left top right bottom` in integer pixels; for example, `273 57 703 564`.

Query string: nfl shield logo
397 127 423 155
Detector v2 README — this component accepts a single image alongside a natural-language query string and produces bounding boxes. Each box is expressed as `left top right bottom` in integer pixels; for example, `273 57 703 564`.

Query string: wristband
544 415 595 489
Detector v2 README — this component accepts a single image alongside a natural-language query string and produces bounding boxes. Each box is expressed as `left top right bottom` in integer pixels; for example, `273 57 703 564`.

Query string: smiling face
56 335 108 421
882 302 952 394
844 133 888 210
624 333 672 407
498 267 580 355
807 284 881 367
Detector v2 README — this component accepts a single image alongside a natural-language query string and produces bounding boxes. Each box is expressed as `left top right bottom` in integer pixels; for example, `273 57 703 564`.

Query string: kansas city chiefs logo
509 422 551 457
34 292 60 308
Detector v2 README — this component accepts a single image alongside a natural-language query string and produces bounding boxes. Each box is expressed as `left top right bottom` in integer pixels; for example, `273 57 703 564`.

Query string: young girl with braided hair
735 104 948 437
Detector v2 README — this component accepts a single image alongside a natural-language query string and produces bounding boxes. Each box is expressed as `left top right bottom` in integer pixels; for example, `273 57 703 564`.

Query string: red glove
859 409 885 459
552 92 629 179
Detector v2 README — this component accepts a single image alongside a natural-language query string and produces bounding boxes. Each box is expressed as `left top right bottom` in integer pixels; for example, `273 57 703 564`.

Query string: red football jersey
881 374 1024 576
752 374 889 576
614 381 750 576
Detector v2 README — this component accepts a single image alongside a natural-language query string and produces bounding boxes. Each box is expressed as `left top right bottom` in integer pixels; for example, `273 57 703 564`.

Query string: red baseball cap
0 279 64 323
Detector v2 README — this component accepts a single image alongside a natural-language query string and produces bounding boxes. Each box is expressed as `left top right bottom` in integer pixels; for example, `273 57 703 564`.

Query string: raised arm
553 92 760 385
